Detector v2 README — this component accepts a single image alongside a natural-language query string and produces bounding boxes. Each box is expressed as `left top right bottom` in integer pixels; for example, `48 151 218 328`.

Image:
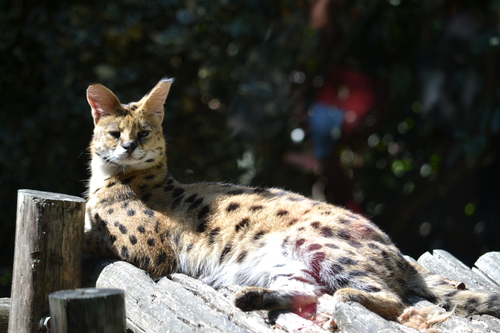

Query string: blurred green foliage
1 0 499 296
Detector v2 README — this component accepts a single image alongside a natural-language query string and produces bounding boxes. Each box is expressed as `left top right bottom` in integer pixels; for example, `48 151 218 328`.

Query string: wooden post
0 298 10 333
49 288 126 333
9 190 85 333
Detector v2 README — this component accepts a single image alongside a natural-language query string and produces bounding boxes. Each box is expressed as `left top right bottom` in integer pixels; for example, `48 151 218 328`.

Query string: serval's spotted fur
84 78 500 328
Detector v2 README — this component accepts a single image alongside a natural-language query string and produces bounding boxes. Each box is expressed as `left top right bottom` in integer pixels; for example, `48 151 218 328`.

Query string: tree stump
8 190 85 333
49 288 126 333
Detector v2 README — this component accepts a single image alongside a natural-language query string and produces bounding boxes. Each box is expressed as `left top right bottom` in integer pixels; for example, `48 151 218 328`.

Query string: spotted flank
84 78 500 329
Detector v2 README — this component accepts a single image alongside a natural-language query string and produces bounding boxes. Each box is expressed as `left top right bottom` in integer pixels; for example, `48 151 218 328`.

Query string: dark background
1 0 499 297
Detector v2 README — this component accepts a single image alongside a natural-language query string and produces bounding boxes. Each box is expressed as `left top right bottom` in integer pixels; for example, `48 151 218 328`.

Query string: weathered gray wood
474 252 500 287
0 298 10 333
97 260 261 333
49 288 126 333
331 301 411 333
169 274 273 333
96 261 194 333
88 251 500 333
417 250 499 293
9 190 85 333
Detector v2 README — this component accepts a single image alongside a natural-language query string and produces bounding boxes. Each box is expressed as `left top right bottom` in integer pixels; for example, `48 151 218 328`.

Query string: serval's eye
109 131 121 139
138 130 150 139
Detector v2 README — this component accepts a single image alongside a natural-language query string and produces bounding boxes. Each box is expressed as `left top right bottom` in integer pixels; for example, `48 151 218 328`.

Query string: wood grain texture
49 288 125 333
9 190 85 333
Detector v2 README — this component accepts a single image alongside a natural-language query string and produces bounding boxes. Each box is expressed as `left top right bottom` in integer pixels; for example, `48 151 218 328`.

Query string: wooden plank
417 250 498 293
9 190 85 333
97 260 253 333
49 288 126 333
330 301 411 333
95 261 194 333
474 252 500 287
169 274 274 333
0 298 10 333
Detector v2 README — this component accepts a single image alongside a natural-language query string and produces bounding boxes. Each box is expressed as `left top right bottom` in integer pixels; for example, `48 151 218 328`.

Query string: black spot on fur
308 243 322 251
142 193 152 202
334 276 350 288
339 218 351 224
156 252 166 265
331 264 344 274
186 243 194 252
338 230 351 240
98 198 109 206
143 209 154 217
137 226 146 233
228 189 245 195
120 246 129 258
226 202 240 212
145 158 155 163
235 218 250 232
129 235 137 245
107 208 114 215
121 176 135 184
189 198 203 210
138 184 148 190
249 205 263 211
396 259 408 270
118 224 127 234
487 294 499 308
237 251 248 263
198 205 210 221
147 238 155 246
109 235 117 243
368 243 379 250
208 228 221 245
348 270 369 277
349 240 363 248
380 250 390 261
444 290 459 298
310 221 321 229
107 182 116 188
164 185 174 191
296 238 306 247
320 226 334 238
116 192 135 202
339 257 357 265
325 243 339 249
154 220 159 233
144 174 155 180
171 195 184 208
166 178 174 185
220 244 232 263
276 210 289 217
253 230 266 241
185 194 197 203
361 285 382 293
172 188 185 198
121 202 129 209
127 209 136 216
197 220 207 233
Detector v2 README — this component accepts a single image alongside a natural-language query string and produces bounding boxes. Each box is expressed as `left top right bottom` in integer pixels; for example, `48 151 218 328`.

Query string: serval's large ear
87 84 122 125
139 78 173 124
